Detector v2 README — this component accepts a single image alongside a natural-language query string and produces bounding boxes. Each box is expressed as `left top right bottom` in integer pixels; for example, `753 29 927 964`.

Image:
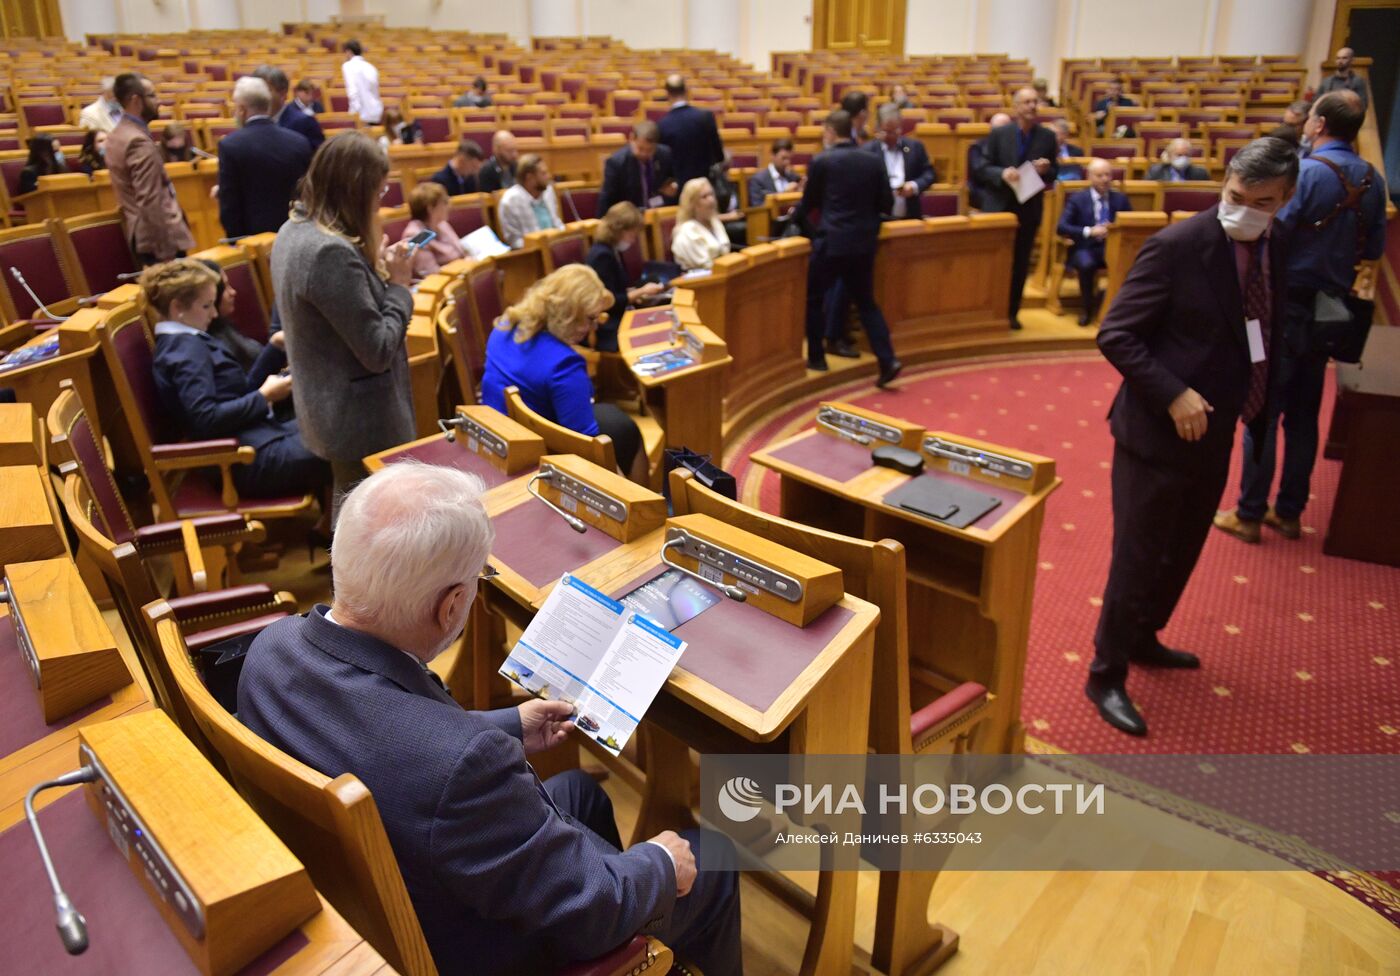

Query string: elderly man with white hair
1056 158 1132 324
1146 138 1209 182
216 75 313 238
78 76 122 133
237 463 743 976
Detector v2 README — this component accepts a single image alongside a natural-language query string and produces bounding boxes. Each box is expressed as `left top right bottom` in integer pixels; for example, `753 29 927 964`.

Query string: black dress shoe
1078 307 1093 326
1085 679 1148 737
1009 318 1023 331
1132 643 1201 669
806 358 829 372
876 359 903 388
826 340 860 359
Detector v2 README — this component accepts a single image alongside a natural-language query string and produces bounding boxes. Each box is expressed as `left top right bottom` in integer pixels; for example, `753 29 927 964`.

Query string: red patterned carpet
728 352 1400 920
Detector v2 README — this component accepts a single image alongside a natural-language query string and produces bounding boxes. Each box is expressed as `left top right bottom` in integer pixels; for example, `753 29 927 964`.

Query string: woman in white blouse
670 177 731 271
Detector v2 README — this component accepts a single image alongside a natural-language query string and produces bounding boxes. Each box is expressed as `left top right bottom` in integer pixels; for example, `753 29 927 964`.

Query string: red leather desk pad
491 500 623 588
381 435 518 490
2 790 310 975
0 614 112 758
629 308 675 328
879 468 1022 531
766 432 873 485
610 566 854 713
625 324 674 347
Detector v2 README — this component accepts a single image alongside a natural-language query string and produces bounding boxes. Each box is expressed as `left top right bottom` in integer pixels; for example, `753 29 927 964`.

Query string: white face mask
618 239 633 252
1217 198 1274 242
1171 155 1191 171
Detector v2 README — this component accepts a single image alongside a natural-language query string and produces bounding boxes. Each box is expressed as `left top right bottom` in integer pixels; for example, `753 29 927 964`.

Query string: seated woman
18 137 64 196
481 264 645 481
76 130 107 176
670 177 731 272
402 181 467 278
159 123 192 164
196 258 283 372
142 259 329 500
585 202 663 353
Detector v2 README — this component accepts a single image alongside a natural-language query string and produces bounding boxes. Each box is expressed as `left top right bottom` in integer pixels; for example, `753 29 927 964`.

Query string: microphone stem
25 768 97 911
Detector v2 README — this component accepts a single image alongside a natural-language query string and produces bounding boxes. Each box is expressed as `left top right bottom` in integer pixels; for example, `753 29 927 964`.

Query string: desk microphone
115 271 143 281
25 766 100 955
526 472 587 533
660 538 747 602
437 416 464 442
190 147 216 160
218 235 250 245
560 186 582 223
9 267 74 322
816 416 871 445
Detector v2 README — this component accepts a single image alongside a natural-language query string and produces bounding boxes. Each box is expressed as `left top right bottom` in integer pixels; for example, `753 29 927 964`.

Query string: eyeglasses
478 564 499 581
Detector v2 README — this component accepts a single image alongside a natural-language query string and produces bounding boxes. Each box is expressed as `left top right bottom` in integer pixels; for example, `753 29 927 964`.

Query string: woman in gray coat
271 131 417 520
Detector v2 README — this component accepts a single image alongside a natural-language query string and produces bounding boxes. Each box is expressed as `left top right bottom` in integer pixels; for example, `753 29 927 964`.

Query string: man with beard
107 73 194 264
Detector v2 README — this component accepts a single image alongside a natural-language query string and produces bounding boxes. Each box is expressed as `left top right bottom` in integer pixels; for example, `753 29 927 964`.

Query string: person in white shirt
340 40 382 125
496 154 563 248
747 137 804 208
671 177 731 271
78 77 123 133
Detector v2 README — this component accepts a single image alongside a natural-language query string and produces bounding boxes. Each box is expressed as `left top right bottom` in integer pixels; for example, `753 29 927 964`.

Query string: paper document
500 574 687 756
462 225 510 259
1013 161 1046 204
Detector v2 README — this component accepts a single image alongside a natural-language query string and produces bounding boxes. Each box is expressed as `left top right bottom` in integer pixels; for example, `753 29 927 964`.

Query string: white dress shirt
881 141 909 217
1083 187 1110 238
78 97 122 133
341 55 382 124
768 164 792 193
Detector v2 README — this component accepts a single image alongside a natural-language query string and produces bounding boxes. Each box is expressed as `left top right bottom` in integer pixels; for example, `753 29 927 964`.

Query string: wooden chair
504 384 616 470
60 209 140 296
0 218 88 328
94 299 319 524
445 192 494 237
534 227 589 273
435 277 483 405
192 243 272 344
145 603 673 976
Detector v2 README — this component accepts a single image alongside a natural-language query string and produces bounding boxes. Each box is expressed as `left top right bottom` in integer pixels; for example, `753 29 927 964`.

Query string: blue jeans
1237 300 1331 521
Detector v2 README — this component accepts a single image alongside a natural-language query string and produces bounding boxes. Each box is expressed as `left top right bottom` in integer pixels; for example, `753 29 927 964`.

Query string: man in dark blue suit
748 137 803 207
238 463 742 976
657 75 725 188
218 76 313 239
1056 158 1132 324
863 104 936 218
793 110 901 386
598 120 677 214
1090 138 1297 737
428 139 484 197
254 65 324 151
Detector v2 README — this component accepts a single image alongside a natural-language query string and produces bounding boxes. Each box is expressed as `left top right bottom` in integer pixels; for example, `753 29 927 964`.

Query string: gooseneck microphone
560 185 582 224
25 766 100 955
190 147 216 160
9 267 72 322
816 415 872 445
526 472 587 533
660 538 747 602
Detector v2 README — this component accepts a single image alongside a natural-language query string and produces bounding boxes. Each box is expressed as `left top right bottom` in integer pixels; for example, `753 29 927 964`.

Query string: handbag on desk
663 447 736 510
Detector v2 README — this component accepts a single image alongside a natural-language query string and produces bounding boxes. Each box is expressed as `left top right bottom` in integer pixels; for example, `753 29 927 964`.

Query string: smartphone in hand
406 229 437 252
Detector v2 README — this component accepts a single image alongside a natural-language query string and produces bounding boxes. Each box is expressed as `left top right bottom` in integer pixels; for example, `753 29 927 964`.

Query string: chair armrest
133 513 260 553
558 936 666 976
151 438 251 467
166 584 296 626
184 612 292 654
910 682 990 749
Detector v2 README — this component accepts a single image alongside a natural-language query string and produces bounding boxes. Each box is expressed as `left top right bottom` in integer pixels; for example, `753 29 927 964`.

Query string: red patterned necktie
1241 239 1271 422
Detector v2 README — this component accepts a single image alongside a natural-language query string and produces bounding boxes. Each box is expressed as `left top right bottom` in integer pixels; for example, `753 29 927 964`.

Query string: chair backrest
48 380 138 545
445 193 491 236
556 182 599 221
62 209 138 295
146 604 440 976
645 206 678 264
381 178 405 209
380 205 412 246
415 115 451 143
98 300 174 456
464 259 505 346
543 230 587 273
197 244 271 343
504 385 616 470
0 220 82 322
1162 184 1223 214
440 280 484 402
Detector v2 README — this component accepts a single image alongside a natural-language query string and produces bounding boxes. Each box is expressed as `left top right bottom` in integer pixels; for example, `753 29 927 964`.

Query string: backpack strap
1307 153 1375 263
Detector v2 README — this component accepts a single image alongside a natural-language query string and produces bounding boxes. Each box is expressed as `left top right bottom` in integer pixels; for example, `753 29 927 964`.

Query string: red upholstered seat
548 235 586 269
1090 144 1137 159
1162 188 1222 213
557 936 653 976
551 121 590 139
383 214 411 244
920 190 960 218
415 115 451 143
109 315 173 443
172 471 306 516
560 187 599 221
182 612 292 653
468 266 504 333
621 236 643 279
221 262 269 343
67 409 138 544
597 120 633 137
0 234 73 319
657 215 676 262
329 93 349 112
909 681 989 746
610 93 642 117
446 201 487 236
512 122 545 139
557 105 595 121
729 153 759 168
381 180 404 208
20 102 66 127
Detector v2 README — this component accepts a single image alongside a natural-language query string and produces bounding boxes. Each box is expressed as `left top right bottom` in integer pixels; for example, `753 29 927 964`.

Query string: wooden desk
17 172 113 223
617 305 731 463
1102 211 1168 323
479 475 879 976
752 428 1060 753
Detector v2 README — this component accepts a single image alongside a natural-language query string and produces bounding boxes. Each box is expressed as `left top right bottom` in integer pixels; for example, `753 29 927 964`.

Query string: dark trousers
135 249 186 267
233 424 332 499
544 770 744 976
804 246 895 368
1092 440 1232 684
1068 247 1105 309
1008 209 1040 320
594 402 641 474
1237 301 1330 521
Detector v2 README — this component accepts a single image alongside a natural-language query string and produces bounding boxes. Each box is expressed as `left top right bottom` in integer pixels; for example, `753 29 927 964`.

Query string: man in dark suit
238 464 742 976
1089 138 1298 736
218 76 313 239
429 139 485 197
863 104 936 218
253 65 324 151
1056 158 1132 324
1051 119 1084 181
793 110 901 386
1092 78 1136 135
975 88 1058 329
840 90 870 144
477 130 518 192
598 120 676 214
748 137 803 207
1145 138 1210 181
657 75 725 187
967 112 1011 210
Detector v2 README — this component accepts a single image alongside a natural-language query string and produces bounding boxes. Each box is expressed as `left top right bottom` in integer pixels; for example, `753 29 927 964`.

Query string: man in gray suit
239 463 742 975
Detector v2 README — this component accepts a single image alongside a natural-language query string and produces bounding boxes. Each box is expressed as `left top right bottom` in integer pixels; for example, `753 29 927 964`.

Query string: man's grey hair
1169 137 1193 154
232 76 272 115
331 462 495 635
1226 136 1300 187
876 103 902 125
252 65 290 95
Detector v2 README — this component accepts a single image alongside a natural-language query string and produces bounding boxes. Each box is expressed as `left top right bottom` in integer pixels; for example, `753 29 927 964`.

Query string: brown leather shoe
1264 508 1302 539
1213 509 1261 544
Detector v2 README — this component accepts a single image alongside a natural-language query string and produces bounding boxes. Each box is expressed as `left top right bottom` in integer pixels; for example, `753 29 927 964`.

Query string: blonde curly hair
138 258 220 318
500 264 612 344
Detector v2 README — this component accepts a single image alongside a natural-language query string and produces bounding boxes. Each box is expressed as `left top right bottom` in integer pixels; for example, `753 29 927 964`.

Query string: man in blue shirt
1215 92 1387 544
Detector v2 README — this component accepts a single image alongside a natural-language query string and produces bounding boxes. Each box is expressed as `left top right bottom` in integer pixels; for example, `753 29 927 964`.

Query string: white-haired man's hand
519 698 575 754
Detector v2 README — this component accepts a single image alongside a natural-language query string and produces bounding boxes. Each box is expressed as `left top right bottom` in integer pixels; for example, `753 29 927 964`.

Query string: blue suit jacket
152 326 287 448
238 608 675 975
792 140 893 256
598 144 675 214
1057 188 1131 264
861 137 936 216
480 325 599 436
279 106 324 150
217 118 313 238
657 104 725 186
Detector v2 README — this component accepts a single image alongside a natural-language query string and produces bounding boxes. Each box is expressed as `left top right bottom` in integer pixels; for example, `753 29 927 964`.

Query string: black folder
884 475 1002 529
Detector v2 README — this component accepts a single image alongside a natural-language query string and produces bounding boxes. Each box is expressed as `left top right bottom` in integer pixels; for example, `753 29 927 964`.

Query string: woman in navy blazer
481 264 644 479
585 202 664 352
142 259 330 499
